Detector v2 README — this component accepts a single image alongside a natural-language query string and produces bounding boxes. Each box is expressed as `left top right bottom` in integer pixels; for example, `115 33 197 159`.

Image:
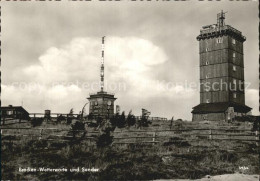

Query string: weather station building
192 11 252 122
87 37 117 119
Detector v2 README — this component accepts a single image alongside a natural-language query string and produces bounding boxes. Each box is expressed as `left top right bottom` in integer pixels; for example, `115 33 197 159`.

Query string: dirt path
157 174 259 181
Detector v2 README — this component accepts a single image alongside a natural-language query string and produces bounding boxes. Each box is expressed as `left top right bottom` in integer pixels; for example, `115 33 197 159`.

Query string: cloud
245 89 259 116
3 35 259 119
5 36 191 116
23 38 101 84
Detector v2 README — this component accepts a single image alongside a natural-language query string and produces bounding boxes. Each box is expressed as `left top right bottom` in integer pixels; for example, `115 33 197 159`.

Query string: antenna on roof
217 10 227 27
100 36 105 92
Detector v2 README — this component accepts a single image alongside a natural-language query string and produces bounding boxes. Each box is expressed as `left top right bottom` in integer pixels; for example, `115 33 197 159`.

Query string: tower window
216 38 223 43
206 74 210 79
233 79 236 85
206 48 209 52
233 93 237 98
206 61 209 65
233 66 236 71
233 52 236 58
205 81 210 92
206 99 210 103
232 39 236 44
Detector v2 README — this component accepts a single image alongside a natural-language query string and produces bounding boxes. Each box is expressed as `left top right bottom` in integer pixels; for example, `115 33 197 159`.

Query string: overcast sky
1 1 258 120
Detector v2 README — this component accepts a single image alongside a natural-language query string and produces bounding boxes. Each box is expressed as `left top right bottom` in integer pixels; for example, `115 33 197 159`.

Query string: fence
29 113 81 118
1 127 259 146
1 115 168 126
134 116 167 121
29 114 167 121
1 114 80 125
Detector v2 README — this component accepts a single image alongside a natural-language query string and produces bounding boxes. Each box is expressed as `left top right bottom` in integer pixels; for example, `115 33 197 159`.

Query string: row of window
205 93 237 103
204 79 242 92
205 38 236 52
90 101 113 106
216 38 236 44
203 52 236 64
204 79 240 84
205 66 237 79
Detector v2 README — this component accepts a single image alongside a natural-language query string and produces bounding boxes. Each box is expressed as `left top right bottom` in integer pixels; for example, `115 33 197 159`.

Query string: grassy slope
1 119 259 180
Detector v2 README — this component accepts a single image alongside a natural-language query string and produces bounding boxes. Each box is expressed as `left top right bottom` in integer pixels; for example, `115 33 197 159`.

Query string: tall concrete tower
192 11 251 122
88 37 116 119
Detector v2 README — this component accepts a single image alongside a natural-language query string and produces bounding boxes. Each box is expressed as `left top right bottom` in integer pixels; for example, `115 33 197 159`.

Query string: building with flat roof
88 91 116 119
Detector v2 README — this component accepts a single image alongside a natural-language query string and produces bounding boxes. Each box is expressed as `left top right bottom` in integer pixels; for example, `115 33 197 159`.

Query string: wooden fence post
39 129 43 140
255 130 259 146
153 131 156 145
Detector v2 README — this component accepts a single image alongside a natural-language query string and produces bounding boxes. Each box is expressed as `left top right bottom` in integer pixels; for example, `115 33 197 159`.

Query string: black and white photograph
0 1 259 180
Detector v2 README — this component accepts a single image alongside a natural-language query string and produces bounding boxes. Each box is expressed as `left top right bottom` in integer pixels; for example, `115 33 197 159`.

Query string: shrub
96 120 115 147
88 112 94 120
96 133 113 148
126 111 136 127
117 111 126 128
31 118 44 127
67 108 74 125
252 117 260 131
137 116 151 128
110 113 120 127
235 115 256 123
57 115 66 122
88 122 98 127
96 117 103 127
110 112 127 128
70 120 86 138
67 117 73 125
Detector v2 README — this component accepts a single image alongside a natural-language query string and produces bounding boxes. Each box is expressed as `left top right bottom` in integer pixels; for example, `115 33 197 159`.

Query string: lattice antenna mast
100 36 105 92
217 10 227 27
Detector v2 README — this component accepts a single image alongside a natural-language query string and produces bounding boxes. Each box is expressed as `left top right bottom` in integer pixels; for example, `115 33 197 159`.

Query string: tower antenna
100 36 105 92
217 10 227 27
